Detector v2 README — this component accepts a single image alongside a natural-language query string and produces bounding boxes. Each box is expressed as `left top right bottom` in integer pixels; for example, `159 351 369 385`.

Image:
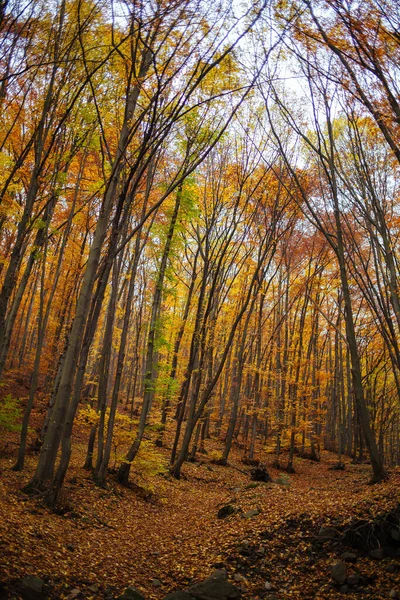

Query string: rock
346 573 360 586
237 540 251 555
370 548 385 560
328 462 345 471
19 576 44 600
88 584 99 593
250 466 272 482
152 579 162 588
163 593 194 600
341 552 357 562
339 585 349 593
389 591 398 600
187 570 241 599
255 546 265 556
264 581 273 591
104 585 115 599
217 505 236 519
318 525 340 539
331 560 347 585
67 591 81 600
117 586 147 600
391 528 400 541
233 574 246 583
386 563 398 574
243 509 260 519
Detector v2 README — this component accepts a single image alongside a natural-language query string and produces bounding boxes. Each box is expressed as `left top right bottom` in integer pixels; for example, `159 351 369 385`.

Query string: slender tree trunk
95 180 151 486
95 261 121 478
171 241 273 479
334 211 385 480
12 244 47 470
160 249 199 431
118 188 182 485
220 297 257 465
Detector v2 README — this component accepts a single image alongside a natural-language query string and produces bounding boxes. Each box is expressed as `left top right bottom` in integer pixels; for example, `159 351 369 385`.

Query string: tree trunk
118 187 181 485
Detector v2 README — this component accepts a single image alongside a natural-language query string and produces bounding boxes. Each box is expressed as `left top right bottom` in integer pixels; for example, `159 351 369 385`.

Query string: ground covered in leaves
0 399 399 599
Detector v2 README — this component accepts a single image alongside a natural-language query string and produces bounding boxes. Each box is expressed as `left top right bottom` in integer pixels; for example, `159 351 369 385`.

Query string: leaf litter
0 433 399 600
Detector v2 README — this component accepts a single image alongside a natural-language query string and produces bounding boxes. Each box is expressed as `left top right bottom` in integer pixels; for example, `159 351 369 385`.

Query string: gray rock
339 585 349 593
318 526 340 539
67 591 81 600
217 505 236 519
152 579 162 588
346 573 360 586
341 552 357 562
237 540 251 555
386 563 398 574
117 586 146 600
370 548 385 560
19 576 44 600
243 509 260 519
390 528 400 541
233 574 246 583
88 584 99 593
188 570 241 599
264 581 273 591
331 560 347 585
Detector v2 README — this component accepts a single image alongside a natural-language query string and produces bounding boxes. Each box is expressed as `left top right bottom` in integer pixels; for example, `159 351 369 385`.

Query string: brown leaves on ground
0 439 399 600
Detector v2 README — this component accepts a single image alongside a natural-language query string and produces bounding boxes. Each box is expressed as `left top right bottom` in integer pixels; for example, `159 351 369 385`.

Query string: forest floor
0 385 399 600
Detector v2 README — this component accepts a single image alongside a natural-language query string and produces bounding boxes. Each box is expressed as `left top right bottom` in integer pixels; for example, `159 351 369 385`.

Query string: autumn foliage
0 0 400 595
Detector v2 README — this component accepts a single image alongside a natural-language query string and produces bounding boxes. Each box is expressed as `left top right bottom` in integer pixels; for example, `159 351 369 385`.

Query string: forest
0 0 399 599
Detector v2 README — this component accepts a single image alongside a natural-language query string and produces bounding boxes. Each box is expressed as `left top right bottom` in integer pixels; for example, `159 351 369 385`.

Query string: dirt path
1 442 399 599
